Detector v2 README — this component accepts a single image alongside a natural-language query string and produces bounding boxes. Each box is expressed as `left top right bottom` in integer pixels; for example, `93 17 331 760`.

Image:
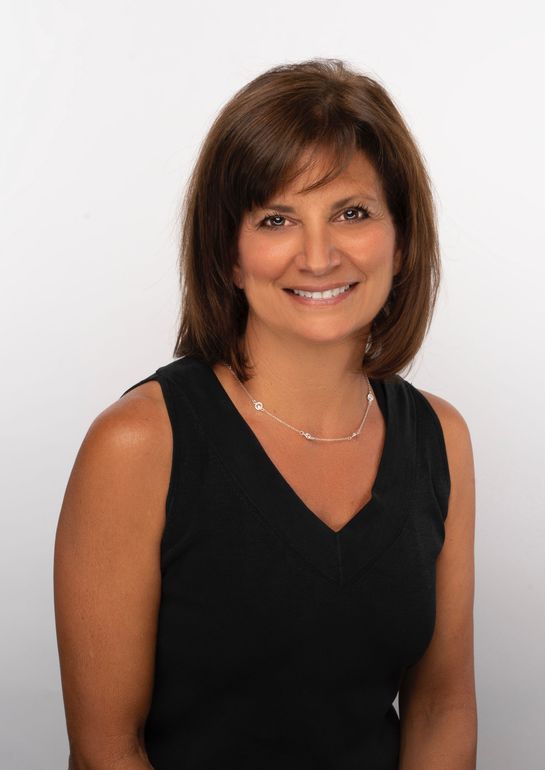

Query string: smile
283 282 358 305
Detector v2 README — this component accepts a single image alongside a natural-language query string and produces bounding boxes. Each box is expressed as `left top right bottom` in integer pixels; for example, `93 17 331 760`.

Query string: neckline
176 355 412 586
205 361 392 537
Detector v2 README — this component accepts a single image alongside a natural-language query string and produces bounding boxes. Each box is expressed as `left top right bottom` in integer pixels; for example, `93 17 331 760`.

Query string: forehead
273 147 381 201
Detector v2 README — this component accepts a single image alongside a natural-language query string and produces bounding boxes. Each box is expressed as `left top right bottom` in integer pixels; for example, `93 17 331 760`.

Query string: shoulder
87 380 171 460
416 388 468 432
415 388 474 482
65 381 173 532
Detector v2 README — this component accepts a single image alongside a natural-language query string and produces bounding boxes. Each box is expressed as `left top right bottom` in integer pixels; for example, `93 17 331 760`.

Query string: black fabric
120 354 450 770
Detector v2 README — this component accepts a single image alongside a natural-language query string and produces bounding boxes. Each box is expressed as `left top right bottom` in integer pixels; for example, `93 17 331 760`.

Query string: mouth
283 282 359 305
283 282 358 297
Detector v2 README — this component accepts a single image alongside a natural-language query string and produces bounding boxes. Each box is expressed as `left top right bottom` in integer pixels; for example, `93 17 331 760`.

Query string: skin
54 148 477 768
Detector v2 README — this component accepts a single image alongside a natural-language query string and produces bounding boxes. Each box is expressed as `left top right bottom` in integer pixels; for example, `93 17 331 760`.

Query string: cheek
355 229 397 275
237 234 290 281
237 260 281 287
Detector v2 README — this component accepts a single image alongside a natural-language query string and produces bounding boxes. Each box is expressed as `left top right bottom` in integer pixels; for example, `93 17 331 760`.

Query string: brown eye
261 214 286 228
341 205 371 222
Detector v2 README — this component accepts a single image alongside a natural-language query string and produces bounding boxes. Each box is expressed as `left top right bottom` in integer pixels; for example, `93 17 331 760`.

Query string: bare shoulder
415 388 474 482
85 379 172 467
416 388 470 436
100 378 170 435
60 379 173 537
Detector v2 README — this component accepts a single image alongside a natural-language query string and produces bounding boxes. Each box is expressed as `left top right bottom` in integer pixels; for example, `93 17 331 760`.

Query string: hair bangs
231 102 360 215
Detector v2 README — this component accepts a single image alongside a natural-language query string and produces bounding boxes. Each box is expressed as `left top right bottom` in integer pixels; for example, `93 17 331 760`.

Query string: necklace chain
223 364 375 442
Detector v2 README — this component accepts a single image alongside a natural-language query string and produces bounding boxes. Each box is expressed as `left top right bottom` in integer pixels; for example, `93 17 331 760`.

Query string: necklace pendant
253 401 264 411
302 431 315 440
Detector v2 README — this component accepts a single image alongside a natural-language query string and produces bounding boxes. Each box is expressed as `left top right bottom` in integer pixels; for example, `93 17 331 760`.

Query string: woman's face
233 148 401 348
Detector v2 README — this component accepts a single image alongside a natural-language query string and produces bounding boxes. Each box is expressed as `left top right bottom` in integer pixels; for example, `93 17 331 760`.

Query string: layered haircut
173 58 441 381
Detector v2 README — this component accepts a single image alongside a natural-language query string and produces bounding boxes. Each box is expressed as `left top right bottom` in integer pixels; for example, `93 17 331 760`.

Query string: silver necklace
223 364 375 442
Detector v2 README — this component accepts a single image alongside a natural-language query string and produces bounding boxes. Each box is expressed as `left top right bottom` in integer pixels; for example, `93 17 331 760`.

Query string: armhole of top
119 372 184 531
408 383 452 521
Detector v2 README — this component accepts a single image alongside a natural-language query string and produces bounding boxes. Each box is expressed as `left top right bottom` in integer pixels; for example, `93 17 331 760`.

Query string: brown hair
173 58 441 381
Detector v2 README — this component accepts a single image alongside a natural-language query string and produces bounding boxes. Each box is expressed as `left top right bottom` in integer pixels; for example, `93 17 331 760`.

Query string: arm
398 391 477 770
54 382 171 770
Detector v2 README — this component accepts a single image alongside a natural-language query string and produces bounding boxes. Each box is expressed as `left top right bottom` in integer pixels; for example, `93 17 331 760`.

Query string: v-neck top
120 354 450 770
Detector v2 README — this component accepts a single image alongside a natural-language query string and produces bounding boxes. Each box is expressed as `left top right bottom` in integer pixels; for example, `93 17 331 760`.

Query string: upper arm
399 390 477 718
54 381 171 766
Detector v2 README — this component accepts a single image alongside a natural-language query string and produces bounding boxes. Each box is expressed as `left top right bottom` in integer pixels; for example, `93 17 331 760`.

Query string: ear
232 260 244 290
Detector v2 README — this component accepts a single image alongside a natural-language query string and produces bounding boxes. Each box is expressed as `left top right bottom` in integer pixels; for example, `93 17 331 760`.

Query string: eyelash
258 204 372 229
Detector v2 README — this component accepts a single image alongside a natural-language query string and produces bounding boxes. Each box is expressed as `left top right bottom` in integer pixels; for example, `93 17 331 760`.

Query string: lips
283 282 359 305
284 282 358 293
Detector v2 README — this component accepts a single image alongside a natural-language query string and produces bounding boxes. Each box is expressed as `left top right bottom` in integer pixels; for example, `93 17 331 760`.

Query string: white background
1 1 544 768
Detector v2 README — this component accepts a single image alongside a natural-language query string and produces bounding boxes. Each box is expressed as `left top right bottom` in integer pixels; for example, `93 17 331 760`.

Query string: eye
339 205 371 222
258 213 287 228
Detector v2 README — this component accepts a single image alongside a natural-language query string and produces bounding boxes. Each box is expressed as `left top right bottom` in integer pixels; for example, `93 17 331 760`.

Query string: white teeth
291 284 352 299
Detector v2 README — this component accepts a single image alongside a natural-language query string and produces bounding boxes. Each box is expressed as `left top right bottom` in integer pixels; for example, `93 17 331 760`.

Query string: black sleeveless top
120 355 450 770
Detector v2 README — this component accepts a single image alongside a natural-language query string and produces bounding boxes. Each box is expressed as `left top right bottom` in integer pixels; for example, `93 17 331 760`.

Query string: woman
54 58 477 769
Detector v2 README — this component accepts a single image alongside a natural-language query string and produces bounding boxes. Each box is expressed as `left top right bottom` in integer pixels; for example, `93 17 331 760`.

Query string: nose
296 221 342 274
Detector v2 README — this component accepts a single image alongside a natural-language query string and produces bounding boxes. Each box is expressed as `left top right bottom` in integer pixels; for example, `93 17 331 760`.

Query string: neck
233 327 370 437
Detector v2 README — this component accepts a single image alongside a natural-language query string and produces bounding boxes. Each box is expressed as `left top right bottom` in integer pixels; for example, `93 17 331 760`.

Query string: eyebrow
262 193 379 213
